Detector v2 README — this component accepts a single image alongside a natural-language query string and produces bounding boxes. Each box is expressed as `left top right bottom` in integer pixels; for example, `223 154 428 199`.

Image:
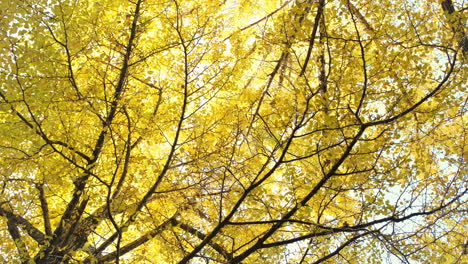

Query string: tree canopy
0 0 466 263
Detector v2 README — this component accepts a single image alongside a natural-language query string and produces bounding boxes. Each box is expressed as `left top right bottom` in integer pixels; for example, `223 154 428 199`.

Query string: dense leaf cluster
0 0 466 263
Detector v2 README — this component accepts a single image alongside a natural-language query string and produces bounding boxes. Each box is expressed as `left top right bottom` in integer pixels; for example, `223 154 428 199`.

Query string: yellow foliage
0 0 466 263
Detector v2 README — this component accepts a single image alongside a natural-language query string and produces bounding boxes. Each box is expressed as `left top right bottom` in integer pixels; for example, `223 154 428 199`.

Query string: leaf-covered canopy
0 0 466 263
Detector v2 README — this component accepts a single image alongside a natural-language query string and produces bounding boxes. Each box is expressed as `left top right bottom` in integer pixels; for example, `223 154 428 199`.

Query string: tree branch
92 216 176 263
35 0 144 262
300 0 325 76
36 184 52 237
0 206 46 245
7 218 31 263
174 219 233 261
311 231 376 264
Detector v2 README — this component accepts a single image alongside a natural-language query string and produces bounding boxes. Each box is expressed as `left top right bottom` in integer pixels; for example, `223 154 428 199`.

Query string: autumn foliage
0 0 466 263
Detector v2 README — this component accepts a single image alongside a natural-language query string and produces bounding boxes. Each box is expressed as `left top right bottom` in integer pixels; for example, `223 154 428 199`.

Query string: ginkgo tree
0 0 466 263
